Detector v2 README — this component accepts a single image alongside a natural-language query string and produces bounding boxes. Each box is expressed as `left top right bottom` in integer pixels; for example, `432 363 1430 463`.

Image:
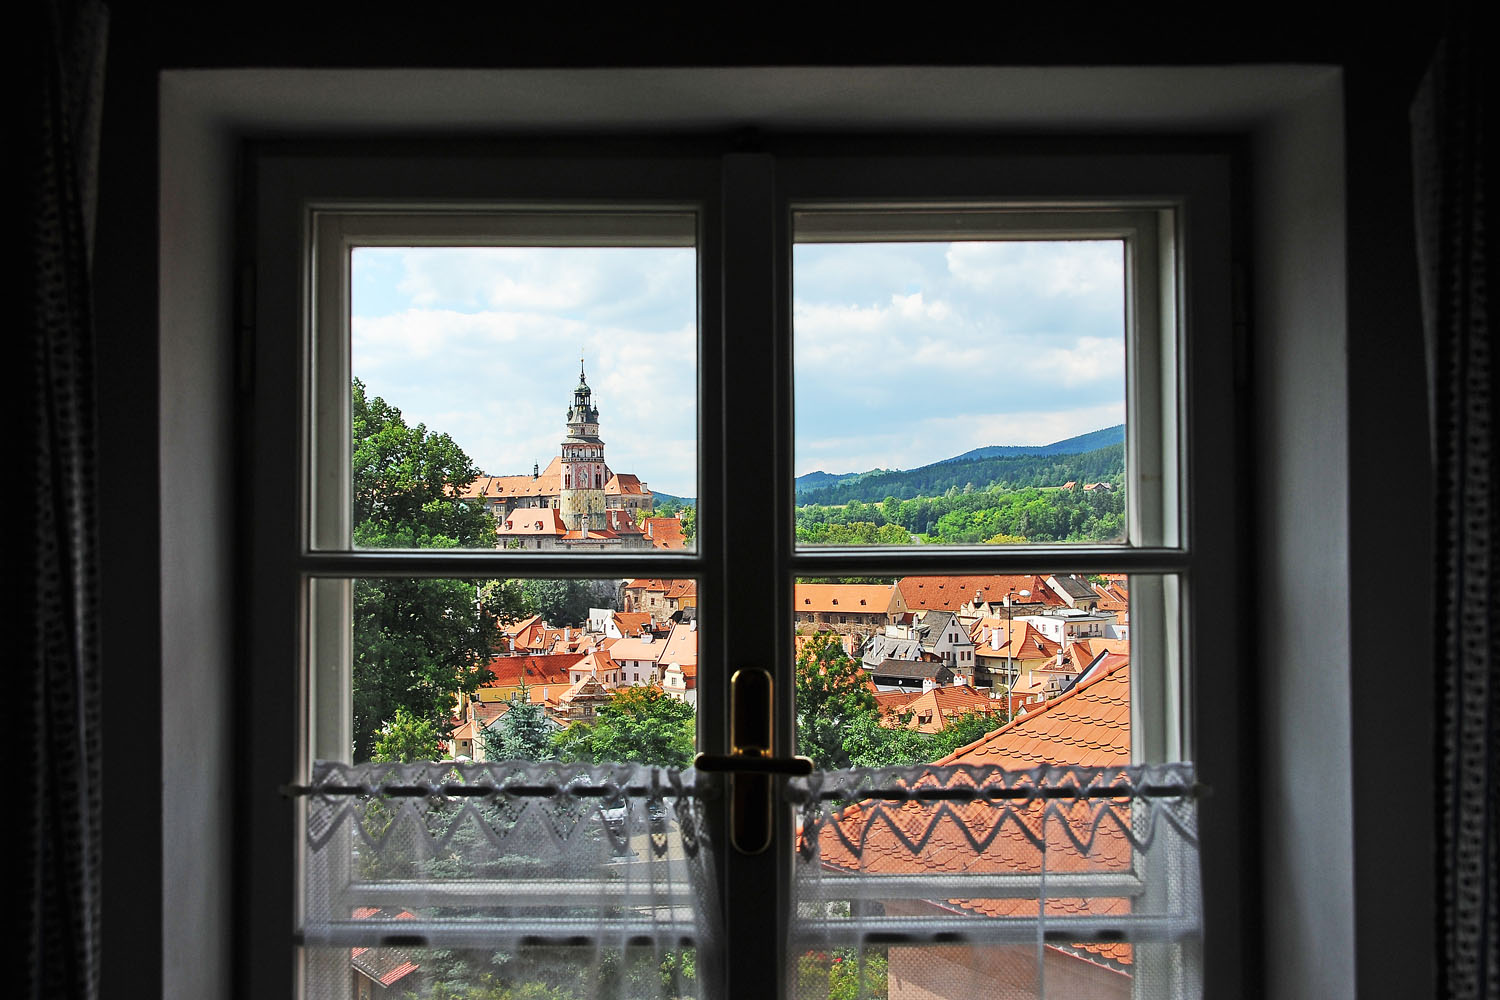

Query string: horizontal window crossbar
797 871 1145 900
299 920 701 949
344 879 703 908
794 913 1198 946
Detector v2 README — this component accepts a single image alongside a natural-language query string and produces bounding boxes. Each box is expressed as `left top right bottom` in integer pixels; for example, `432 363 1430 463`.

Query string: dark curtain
24 1 109 997
1413 18 1500 1000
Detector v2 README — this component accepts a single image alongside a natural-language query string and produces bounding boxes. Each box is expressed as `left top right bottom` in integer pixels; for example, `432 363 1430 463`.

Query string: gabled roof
604 472 649 496
973 619 1062 660
867 658 950 680
458 457 564 498
889 684 996 733
642 516 687 549
559 673 610 703
1049 573 1099 600
481 652 579 689
897 575 1064 612
792 583 895 614
611 611 653 635
665 579 697 600
659 622 698 666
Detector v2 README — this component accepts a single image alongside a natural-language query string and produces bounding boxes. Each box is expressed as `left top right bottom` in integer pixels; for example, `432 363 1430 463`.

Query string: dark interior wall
91 7 1442 999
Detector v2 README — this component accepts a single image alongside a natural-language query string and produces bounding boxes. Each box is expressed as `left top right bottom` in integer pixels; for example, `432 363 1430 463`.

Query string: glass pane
793 237 1126 547
791 574 1134 768
349 243 697 551
301 762 716 1000
313 577 700 766
789 574 1201 1000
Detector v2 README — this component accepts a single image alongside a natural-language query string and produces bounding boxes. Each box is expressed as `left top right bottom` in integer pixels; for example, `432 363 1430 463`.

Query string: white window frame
244 139 1240 1000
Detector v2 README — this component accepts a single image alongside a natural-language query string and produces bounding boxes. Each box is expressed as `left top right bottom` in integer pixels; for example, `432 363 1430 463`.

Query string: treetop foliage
352 380 499 761
370 706 442 763
795 632 878 768
795 443 1123 506
553 686 696 768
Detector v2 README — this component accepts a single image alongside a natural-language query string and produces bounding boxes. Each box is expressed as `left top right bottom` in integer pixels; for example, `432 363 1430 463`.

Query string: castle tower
558 358 609 532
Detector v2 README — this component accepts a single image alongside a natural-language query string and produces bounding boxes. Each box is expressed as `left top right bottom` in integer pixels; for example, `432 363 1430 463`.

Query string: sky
351 240 1124 499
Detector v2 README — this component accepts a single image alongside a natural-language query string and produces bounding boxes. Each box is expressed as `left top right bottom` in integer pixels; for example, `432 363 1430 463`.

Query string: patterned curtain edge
27 2 108 998
1411 22 1500 1000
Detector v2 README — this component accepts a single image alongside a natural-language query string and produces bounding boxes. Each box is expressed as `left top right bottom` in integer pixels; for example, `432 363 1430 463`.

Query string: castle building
463 361 659 550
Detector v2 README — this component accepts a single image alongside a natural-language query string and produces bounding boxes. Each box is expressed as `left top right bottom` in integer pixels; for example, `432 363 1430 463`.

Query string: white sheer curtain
298 761 721 999
786 763 1201 1000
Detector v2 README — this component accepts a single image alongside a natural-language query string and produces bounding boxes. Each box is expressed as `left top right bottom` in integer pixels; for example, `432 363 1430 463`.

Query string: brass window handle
694 668 807 853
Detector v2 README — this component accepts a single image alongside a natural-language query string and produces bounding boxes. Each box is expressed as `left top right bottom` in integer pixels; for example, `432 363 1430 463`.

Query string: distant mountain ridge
795 424 1124 493
941 424 1124 463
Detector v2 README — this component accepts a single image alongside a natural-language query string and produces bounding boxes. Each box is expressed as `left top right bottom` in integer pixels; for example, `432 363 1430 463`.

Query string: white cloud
946 240 1123 302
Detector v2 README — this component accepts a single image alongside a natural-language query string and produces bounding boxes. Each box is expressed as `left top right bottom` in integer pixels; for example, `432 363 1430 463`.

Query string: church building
462 361 657 550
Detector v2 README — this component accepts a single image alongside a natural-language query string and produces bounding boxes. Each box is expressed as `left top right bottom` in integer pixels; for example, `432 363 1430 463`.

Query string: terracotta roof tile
642 516 688 550
897 576 1064 613
793 583 896 614
480 652 579 689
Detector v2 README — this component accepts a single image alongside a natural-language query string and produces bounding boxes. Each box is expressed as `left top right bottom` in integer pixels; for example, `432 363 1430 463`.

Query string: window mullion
716 151 793 1000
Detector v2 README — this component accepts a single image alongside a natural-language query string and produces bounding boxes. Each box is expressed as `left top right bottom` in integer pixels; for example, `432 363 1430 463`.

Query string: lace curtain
787 764 1201 1000
297 762 1199 999
298 761 721 999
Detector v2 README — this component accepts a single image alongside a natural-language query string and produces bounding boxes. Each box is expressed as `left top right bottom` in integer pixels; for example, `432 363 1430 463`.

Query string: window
247 140 1235 1000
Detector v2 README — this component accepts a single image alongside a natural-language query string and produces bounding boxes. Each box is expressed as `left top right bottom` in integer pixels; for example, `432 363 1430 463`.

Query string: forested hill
941 424 1124 463
796 442 1124 506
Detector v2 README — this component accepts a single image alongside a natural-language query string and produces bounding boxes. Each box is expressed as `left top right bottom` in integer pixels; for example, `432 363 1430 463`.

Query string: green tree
840 712 934 767
930 709 1010 758
553 686 696 767
370 706 441 762
482 687 554 762
795 632 877 768
351 379 499 761
518 578 617 627
520 578 586 625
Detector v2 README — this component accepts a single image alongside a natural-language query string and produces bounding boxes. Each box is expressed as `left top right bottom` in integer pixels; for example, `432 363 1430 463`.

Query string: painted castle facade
460 361 661 551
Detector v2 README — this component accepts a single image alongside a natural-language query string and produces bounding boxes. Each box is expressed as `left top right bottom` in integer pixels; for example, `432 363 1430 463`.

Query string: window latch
694 668 811 854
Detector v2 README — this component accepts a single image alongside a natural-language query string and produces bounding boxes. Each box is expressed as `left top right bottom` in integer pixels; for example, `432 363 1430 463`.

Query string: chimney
923 676 936 693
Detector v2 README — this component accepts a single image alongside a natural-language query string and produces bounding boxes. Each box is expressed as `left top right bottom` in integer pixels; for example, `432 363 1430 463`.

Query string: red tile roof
458 457 564 499
605 473 649 496
481 652 578 689
939 654 1130 768
642 516 688 549
814 655 1136 969
793 583 895 614
888 684 998 733
499 507 568 535
897 575 1064 612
